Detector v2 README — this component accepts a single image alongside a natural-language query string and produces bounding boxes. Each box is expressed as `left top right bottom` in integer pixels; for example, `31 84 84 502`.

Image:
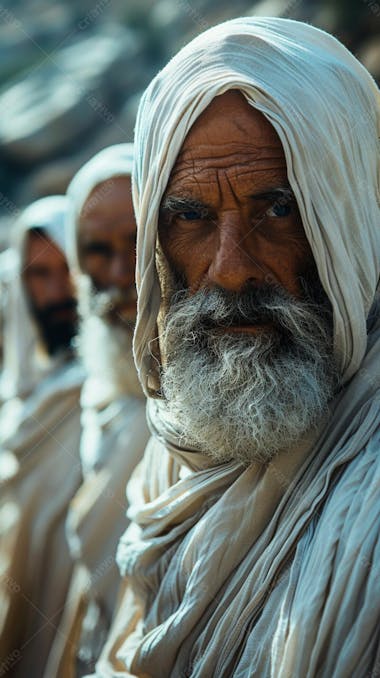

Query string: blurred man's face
78 176 137 328
23 230 78 355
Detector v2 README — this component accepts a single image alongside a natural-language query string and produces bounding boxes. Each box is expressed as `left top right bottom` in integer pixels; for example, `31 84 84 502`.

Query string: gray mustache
173 284 326 330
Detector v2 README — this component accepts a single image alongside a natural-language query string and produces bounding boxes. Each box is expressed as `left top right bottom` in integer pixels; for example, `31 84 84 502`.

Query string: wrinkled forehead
176 90 281 157
165 90 287 198
162 89 292 226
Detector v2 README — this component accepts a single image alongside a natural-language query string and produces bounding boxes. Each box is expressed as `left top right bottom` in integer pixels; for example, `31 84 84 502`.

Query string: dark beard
33 299 78 356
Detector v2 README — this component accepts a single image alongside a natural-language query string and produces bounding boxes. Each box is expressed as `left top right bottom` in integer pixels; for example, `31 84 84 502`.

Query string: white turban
132 16 380 396
66 143 134 272
1 195 70 400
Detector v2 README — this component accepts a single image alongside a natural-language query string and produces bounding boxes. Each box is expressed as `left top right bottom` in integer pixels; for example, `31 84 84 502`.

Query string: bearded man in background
44 145 150 678
91 17 380 678
0 196 83 678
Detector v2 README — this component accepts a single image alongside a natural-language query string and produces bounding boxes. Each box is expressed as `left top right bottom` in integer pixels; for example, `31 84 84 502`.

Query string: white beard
77 279 142 398
160 285 339 465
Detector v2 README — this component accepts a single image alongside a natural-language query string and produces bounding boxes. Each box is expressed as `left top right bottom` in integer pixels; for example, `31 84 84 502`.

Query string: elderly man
43 145 150 678
93 17 379 678
0 196 83 678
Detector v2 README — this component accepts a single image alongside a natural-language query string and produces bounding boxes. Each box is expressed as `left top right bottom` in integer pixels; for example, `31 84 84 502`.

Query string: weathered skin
159 90 317 329
78 175 137 322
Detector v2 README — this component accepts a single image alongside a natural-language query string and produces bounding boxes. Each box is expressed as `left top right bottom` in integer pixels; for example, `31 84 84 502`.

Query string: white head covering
132 16 380 396
66 143 134 272
1 195 71 400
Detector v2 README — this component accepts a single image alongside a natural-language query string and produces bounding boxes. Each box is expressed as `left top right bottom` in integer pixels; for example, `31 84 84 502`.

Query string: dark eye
26 266 49 280
178 209 205 221
267 201 292 218
82 243 113 258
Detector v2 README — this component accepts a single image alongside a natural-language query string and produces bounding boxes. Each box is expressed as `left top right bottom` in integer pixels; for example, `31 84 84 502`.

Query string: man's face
159 89 317 312
157 90 338 465
23 230 78 355
78 175 137 328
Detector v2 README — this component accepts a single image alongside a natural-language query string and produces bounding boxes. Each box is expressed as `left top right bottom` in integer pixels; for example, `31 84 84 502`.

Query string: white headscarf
132 16 380 396
67 143 134 272
0 195 71 400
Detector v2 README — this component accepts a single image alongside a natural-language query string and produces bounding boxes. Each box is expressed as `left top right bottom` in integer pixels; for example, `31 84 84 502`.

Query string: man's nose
108 253 134 289
206 217 268 292
46 273 74 303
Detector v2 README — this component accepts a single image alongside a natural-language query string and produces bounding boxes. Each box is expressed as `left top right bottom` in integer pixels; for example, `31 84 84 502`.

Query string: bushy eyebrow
250 187 295 202
160 195 211 213
161 187 295 212
80 239 111 248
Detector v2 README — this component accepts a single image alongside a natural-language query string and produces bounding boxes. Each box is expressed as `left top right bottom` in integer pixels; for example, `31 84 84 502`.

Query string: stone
0 26 144 163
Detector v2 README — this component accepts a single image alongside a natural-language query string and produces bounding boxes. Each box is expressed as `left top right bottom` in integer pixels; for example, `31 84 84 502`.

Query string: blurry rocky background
0 0 379 247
